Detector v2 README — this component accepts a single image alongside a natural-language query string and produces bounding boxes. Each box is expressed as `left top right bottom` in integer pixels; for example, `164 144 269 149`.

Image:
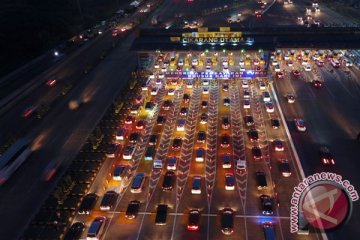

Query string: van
131 173 146 193
87 216 106 240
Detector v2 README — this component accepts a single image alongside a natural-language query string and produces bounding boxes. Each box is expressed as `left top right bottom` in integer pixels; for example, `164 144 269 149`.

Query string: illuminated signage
165 70 267 79
181 32 244 44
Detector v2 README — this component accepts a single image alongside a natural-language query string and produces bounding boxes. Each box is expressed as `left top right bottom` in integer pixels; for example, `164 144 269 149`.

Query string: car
271 59 279 66
131 173 146 193
149 134 158 146
200 113 208 124
187 210 201 231
260 195 273 215
222 116 230 129
225 173 235 190
115 128 127 141
197 131 206 143
125 116 134 125
256 171 268 190
162 171 175 191
46 79 57 87
167 157 177 170
222 154 232 169
113 165 129 181
244 115 254 126
177 119 185 131
331 58 341 68
100 191 118 211
220 135 230 148
276 71 284 79
150 87 160 96
243 90 251 99
265 102 275 113
315 7 320 13
145 102 155 112
180 107 187 116
223 98 230 106
22 106 37 118
78 193 98 215
252 147 263 160
191 176 202 194
287 94 295 103
64 222 85 240
170 79 178 85
271 118 280 129
221 208 234 235
262 91 271 102
304 64 312 71
123 145 135 160
178 59 184 66
274 65 281 72
155 204 168 225
294 118 306 132
172 137 182 150
186 80 193 88
156 115 166 125
125 200 140 219
129 132 140 143
222 83 229 91
312 80 322 88
192 58 199 66
158 73 165 79
183 93 190 103
155 78 162 85
130 104 141 115
287 61 294 67
259 81 266 90
106 143 120 158
162 100 172 110
86 216 106 240
292 70 300 77
320 146 335 165
316 59 324 67
248 128 259 142
263 222 276 239
195 148 205 162
242 80 249 88
202 87 209 94
279 160 292 177
273 139 284 151
243 99 251 109
201 101 208 108
135 95 144 104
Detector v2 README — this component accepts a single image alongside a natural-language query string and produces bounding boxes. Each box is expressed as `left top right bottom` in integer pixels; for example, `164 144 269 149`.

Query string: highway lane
272 50 360 240
0 31 138 239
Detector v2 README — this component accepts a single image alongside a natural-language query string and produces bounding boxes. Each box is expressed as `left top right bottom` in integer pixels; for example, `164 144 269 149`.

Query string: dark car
223 98 230 106
197 131 206 143
78 193 98 215
183 93 190 103
200 113 208 124
256 171 267 190
162 171 175 191
125 200 141 219
222 83 229 91
320 146 335 165
129 132 140 143
221 208 234 235
155 204 168 225
260 195 273 215
187 209 201 231
244 115 254 126
273 139 284 152
100 191 118 211
149 134 158 146
172 137 182 150
312 80 322 88
162 100 172 110
125 115 134 124
279 160 292 177
252 147 263 160
201 101 208 108
106 143 120 158
157 115 166 125
271 118 280 129
248 128 259 142
180 107 188 116
220 135 230 148
64 222 85 240
135 120 145 130
222 116 230 129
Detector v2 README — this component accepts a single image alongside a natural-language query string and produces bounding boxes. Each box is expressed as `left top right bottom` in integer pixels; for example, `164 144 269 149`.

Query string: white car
148 73 155 79
287 61 293 67
242 80 249 88
262 91 271 102
168 88 175 95
203 87 209 94
274 65 281 72
178 59 184 66
239 59 245 66
161 67 167 73
222 60 228 67
158 73 165 79
265 102 275 113
294 118 306 132
154 63 160 69
315 7 320 13
272 60 279 66
203 79 209 85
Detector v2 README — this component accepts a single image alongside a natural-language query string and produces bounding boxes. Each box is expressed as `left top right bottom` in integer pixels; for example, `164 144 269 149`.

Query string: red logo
301 182 350 230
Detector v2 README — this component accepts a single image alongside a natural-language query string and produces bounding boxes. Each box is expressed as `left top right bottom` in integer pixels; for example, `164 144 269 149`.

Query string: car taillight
187 225 199 230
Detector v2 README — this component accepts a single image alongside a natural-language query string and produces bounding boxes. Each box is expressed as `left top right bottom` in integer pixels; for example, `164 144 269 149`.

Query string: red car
292 70 300 77
312 80 322 88
136 120 145 130
125 116 134 125
46 79 57 86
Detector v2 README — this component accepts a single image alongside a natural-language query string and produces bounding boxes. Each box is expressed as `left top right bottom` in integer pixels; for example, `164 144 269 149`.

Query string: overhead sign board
181 32 243 44
165 70 267 79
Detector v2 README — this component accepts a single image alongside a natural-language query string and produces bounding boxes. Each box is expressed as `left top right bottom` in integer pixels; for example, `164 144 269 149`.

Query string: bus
0 139 32 185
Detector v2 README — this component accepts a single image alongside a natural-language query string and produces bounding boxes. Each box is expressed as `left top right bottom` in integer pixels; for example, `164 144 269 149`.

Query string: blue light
257 215 274 225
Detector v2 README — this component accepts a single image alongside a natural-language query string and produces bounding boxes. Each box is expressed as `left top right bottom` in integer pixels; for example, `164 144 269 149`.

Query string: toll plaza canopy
132 27 360 51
